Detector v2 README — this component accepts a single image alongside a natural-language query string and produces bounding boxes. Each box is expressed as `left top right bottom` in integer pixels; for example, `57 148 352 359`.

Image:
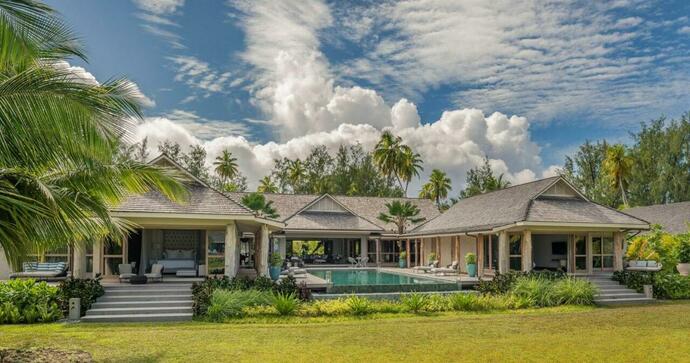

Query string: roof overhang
403 221 650 238
111 211 285 228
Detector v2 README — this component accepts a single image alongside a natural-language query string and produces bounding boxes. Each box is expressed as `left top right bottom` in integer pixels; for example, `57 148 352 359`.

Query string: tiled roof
112 185 253 216
625 202 690 234
408 176 648 236
283 212 383 231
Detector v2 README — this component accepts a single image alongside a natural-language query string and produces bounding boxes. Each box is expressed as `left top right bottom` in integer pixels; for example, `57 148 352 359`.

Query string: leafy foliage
206 289 272 321
57 277 104 316
0 279 62 324
459 157 511 199
270 292 300 316
419 169 452 209
345 295 372 316
675 234 690 263
626 225 680 270
400 293 429 313
602 144 633 207
510 276 596 307
377 200 425 234
477 270 566 295
241 192 279 218
613 270 690 299
465 252 477 265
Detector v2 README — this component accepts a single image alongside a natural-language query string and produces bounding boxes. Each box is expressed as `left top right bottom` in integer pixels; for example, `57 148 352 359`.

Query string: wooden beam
522 230 532 272
406 239 411 267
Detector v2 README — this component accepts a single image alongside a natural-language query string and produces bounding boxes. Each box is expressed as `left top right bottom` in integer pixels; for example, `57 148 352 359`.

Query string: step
597 288 636 294
596 292 647 299
80 313 192 323
595 297 655 305
105 289 190 296
91 300 192 309
98 294 192 302
86 306 192 316
102 283 193 290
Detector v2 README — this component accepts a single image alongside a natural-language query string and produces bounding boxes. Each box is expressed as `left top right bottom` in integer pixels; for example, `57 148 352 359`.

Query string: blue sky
46 0 690 193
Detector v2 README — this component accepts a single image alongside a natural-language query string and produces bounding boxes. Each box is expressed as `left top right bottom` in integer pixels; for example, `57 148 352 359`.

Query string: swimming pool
308 268 460 294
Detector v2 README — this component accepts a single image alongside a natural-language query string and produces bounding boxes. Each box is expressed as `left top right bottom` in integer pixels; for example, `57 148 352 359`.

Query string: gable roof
625 202 690 234
226 192 440 233
407 176 648 236
111 154 254 216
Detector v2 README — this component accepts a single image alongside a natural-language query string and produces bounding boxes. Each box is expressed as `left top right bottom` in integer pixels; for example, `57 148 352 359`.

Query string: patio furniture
176 269 197 277
347 257 358 267
626 260 663 272
145 264 163 282
130 275 148 284
9 262 68 281
360 256 369 267
432 261 459 276
412 260 439 273
118 263 136 282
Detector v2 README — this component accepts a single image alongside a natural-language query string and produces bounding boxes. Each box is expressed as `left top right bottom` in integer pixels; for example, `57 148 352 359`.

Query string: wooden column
360 236 368 259
498 231 509 274
224 222 238 278
476 234 484 277
406 239 411 267
613 232 624 271
375 238 381 267
454 236 460 263
586 233 593 275
522 230 533 272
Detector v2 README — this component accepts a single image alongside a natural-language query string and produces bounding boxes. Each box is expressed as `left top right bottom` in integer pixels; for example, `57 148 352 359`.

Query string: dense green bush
345 296 372 316
206 289 272 321
612 270 655 291
477 270 566 295
253 276 276 291
271 292 300 316
57 277 104 316
401 293 429 313
0 279 62 324
611 270 690 299
551 278 597 305
509 276 596 307
675 235 690 264
510 277 555 307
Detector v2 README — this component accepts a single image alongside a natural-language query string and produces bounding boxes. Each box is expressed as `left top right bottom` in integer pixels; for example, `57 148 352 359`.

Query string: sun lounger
10 262 68 281
412 260 438 273
432 261 459 276
626 260 662 272
144 263 163 282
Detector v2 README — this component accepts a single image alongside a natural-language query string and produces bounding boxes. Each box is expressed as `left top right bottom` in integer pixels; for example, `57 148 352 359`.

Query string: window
207 231 225 275
574 235 587 272
483 234 499 270
591 235 614 271
102 239 123 276
509 234 522 271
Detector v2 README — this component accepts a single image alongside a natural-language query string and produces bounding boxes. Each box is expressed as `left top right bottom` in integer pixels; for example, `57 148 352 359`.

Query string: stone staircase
81 283 193 322
582 275 655 306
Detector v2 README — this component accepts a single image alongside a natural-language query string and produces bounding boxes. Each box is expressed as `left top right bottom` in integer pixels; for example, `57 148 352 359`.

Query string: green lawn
2 302 690 362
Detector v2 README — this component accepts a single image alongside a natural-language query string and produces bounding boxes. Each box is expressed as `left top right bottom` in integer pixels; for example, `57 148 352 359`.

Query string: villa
0 154 650 281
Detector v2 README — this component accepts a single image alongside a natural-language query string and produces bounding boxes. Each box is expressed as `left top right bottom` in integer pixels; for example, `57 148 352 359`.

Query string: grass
1 302 689 362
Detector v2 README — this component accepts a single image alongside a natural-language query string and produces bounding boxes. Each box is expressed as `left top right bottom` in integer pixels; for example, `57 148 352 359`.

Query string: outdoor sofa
9 262 68 281
626 260 662 272
413 260 439 273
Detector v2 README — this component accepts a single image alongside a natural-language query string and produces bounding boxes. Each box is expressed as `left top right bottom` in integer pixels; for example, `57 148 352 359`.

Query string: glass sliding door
573 235 587 273
102 239 124 277
207 231 225 275
509 234 522 271
591 235 614 272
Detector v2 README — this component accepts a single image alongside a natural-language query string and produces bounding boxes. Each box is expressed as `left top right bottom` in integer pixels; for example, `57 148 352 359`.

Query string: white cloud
163 109 250 139
167 56 233 93
678 26 690 34
132 0 184 15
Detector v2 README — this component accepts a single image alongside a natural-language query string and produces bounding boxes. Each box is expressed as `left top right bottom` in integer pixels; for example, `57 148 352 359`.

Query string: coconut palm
241 193 279 219
398 145 423 194
377 201 426 234
603 144 633 207
373 131 403 183
257 176 278 193
213 149 239 186
419 169 452 209
0 0 188 265
287 159 306 192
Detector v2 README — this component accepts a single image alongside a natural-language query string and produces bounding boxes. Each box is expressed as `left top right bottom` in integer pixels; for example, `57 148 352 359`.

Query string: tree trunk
619 177 628 207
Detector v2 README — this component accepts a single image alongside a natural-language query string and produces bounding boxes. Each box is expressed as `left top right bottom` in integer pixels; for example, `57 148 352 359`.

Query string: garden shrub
651 273 690 299
675 234 690 264
253 276 275 291
510 276 596 307
274 276 298 296
477 270 566 295
57 277 104 316
206 289 272 321
271 292 300 316
345 296 371 316
0 279 62 324
425 294 451 312
510 276 557 307
551 278 596 305
301 299 350 317
626 225 680 271
400 293 429 313
449 293 484 311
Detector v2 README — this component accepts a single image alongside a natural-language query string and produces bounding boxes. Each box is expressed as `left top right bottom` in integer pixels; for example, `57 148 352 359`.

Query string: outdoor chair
347 257 358 267
145 263 163 282
412 260 438 273
432 261 459 276
118 263 136 282
360 256 369 267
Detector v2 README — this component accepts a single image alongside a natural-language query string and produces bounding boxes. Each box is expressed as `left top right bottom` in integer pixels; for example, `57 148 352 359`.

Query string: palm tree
257 176 278 193
241 193 279 219
397 146 423 194
213 149 239 186
373 131 403 184
377 201 426 234
419 169 452 209
0 0 188 265
287 159 306 192
603 144 633 207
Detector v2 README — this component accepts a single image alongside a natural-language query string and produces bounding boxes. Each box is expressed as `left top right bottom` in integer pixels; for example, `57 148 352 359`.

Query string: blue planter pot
269 266 281 281
467 263 477 277
399 259 406 268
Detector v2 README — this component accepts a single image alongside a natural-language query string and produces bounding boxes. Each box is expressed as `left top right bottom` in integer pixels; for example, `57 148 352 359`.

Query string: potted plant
269 252 283 281
399 251 407 268
675 236 690 276
427 252 437 266
465 252 477 277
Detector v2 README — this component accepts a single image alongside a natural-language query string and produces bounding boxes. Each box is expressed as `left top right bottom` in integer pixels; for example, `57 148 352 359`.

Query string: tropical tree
287 159 306 192
257 176 278 193
398 146 423 194
373 131 403 183
377 201 426 235
419 169 452 209
602 144 633 207
241 193 279 219
213 149 239 186
459 157 511 198
0 0 187 265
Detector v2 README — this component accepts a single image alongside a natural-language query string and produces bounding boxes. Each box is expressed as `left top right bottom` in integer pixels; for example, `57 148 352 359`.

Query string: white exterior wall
459 236 477 273
439 236 453 267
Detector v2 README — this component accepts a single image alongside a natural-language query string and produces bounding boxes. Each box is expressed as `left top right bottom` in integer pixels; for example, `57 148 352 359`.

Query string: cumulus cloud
132 0 184 16
133 0 186 48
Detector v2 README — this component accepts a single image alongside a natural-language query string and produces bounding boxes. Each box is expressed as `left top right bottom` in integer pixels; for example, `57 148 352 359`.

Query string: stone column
224 222 238 278
375 238 381 266
92 239 103 278
258 224 269 277
476 234 484 277
613 232 624 271
498 231 510 274
360 236 368 259
406 239 411 267
586 233 593 275
522 230 533 272
276 236 286 258
72 244 87 279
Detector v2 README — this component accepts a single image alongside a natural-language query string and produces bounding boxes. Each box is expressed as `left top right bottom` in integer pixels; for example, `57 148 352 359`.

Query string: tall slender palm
287 159 306 192
398 146 423 194
377 201 426 235
0 0 187 265
213 149 239 186
419 169 452 209
603 144 633 207
257 176 278 193
373 131 403 184
241 193 279 219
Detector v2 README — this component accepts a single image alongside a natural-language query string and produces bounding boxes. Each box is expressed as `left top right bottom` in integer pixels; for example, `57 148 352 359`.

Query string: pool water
308 268 460 294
